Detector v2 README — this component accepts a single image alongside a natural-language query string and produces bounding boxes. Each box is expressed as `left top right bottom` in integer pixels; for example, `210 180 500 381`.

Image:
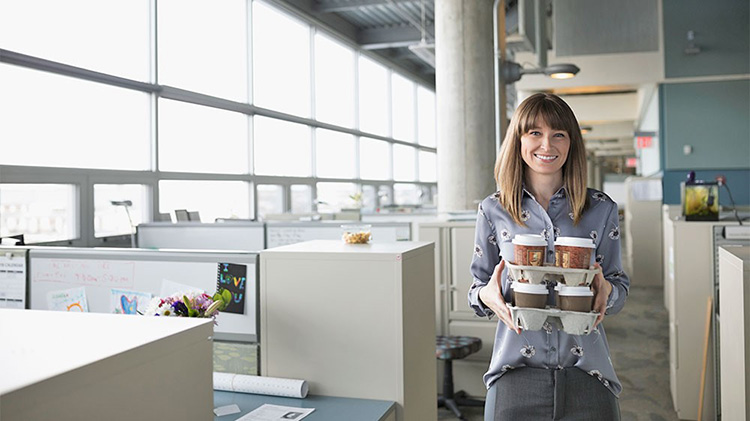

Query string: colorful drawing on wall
47 287 89 312
217 263 247 315
110 289 152 315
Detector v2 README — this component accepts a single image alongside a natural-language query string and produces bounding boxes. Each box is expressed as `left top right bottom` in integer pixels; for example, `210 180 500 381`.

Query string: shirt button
551 347 557 352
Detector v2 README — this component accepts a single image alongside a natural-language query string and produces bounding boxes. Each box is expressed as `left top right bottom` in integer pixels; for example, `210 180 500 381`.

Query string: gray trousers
484 367 620 421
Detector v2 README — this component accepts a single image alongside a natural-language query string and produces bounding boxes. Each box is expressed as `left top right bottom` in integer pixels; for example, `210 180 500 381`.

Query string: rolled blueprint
213 372 309 398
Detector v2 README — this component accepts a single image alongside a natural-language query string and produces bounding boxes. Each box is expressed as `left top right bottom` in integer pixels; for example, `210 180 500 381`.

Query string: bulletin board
28 247 258 342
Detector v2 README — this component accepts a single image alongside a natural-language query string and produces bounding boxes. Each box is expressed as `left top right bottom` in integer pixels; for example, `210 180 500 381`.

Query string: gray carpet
438 285 679 420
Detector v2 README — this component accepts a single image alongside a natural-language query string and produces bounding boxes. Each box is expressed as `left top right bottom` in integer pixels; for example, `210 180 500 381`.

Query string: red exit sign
637 136 653 148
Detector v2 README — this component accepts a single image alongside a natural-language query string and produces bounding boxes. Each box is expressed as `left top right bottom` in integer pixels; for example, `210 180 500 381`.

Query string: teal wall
663 0 749 78
662 80 749 170
659 1 750 205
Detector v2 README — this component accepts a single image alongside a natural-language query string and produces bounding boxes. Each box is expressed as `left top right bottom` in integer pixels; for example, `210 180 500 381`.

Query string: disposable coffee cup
557 285 593 312
554 236 595 269
511 282 549 309
512 234 547 266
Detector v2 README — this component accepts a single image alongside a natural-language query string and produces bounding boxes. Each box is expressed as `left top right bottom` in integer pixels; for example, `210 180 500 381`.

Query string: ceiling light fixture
501 0 580 84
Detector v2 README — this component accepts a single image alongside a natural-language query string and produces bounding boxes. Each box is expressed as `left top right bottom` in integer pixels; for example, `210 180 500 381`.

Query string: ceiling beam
314 0 418 13
358 24 433 50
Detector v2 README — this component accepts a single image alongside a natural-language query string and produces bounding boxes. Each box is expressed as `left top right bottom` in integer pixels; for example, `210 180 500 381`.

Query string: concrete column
435 0 497 213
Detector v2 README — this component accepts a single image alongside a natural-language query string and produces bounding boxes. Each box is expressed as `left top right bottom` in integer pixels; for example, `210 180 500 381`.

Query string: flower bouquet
142 289 232 320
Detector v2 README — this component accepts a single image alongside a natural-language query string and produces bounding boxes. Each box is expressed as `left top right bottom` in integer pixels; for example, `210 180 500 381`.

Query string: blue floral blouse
468 187 630 396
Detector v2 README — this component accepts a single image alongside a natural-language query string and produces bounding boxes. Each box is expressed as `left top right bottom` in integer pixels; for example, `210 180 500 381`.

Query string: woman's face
520 119 571 178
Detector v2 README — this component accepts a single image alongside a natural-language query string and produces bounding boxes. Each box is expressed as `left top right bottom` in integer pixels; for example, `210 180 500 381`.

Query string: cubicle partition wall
264 220 411 248
137 221 265 252
27 247 259 343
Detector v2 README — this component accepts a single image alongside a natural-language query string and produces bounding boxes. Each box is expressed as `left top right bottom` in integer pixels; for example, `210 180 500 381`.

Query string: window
254 116 311 177
93 184 150 238
419 151 437 182
394 183 420 206
159 180 250 222
0 0 150 81
291 185 313 214
256 184 284 219
252 1 310 117
358 56 389 136
359 137 390 180
315 34 355 128
315 182 357 213
158 0 247 100
391 73 415 142
0 184 77 244
316 129 355 179
0 64 151 170
393 144 417 181
158 99 249 174
417 86 436 147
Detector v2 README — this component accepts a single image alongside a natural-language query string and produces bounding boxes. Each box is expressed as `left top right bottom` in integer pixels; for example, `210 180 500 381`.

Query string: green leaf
189 308 199 317
221 289 232 305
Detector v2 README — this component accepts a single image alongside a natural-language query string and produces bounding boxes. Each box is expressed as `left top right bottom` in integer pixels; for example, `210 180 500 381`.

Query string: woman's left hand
591 263 613 328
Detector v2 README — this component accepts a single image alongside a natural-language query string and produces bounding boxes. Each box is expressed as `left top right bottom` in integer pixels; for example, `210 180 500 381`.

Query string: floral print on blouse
468 187 630 396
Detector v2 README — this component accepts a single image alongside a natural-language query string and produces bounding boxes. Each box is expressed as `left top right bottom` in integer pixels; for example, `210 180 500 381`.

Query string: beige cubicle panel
0 309 213 420
418 221 496 399
260 240 436 421
718 245 750 420
662 214 743 420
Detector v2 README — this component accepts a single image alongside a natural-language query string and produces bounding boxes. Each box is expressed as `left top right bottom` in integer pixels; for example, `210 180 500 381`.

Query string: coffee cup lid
511 282 548 294
556 285 593 296
512 234 547 247
554 236 595 248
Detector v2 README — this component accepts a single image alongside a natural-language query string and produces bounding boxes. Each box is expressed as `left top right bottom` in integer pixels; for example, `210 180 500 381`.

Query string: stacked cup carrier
507 235 599 335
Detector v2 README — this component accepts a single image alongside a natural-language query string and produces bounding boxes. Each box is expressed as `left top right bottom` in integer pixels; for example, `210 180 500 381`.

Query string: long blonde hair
494 93 588 226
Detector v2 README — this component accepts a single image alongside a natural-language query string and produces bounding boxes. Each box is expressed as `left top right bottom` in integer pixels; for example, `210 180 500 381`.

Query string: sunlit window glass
257 184 284 219
253 1 310 117
0 184 77 244
378 185 393 208
315 33 355 127
417 86 436 147
361 185 377 212
359 138 390 180
394 183 420 206
254 116 311 177
315 182 357 213
159 180 250 222
0 0 150 81
316 129 355 179
393 144 416 181
94 184 150 238
358 56 389 136
391 73 415 142
419 151 437 182
158 99 249 174
158 0 247 101
0 64 150 170
291 185 313 214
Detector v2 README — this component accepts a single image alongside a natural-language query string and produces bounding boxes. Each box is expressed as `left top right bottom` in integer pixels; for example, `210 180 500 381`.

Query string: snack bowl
341 224 372 244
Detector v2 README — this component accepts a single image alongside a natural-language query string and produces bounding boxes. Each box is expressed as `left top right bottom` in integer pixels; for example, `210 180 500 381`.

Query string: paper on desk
0 253 26 309
214 404 241 416
235 404 314 421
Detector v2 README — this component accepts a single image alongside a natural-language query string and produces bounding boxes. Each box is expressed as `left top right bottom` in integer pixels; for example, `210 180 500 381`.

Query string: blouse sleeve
468 200 501 318
597 201 630 315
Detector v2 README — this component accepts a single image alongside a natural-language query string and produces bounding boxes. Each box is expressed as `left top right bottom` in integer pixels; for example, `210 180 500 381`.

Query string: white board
28 247 258 342
265 221 411 249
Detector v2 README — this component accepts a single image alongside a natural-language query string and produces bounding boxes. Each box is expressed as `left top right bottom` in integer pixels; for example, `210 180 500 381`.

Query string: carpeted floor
438 285 679 421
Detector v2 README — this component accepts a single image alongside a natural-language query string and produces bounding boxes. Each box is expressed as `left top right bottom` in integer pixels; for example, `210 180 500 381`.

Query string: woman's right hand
479 260 520 334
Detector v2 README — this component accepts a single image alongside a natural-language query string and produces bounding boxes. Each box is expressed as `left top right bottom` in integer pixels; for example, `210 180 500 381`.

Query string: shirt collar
522 184 568 200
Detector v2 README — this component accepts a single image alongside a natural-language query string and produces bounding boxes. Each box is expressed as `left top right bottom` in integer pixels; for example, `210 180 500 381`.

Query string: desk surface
214 391 396 421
